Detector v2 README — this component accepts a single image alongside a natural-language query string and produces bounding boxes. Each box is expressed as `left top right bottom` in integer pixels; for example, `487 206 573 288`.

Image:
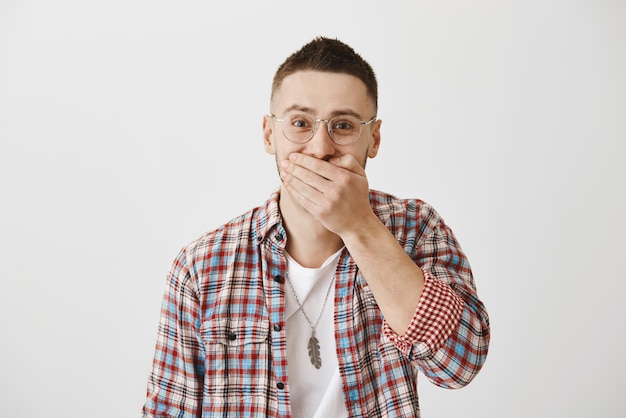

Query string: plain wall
1 1 624 417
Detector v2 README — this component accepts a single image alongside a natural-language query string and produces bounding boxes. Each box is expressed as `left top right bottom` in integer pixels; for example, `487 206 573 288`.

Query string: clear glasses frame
270 113 377 145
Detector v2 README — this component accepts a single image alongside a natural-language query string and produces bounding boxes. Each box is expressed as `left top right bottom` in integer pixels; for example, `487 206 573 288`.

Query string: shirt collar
252 188 391 246
253 187 284 245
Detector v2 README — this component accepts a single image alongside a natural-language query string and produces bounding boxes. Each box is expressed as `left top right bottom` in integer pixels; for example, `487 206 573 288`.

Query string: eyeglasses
270 113 377 145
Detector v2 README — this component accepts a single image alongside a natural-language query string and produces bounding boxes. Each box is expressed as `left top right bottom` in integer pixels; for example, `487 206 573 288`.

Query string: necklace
285 271 335 369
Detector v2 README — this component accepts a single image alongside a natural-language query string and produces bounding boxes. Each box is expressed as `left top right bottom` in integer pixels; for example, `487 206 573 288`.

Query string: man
142 36 490 417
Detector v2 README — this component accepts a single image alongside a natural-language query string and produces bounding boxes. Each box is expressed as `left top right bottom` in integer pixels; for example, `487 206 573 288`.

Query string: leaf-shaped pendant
308 334 322 369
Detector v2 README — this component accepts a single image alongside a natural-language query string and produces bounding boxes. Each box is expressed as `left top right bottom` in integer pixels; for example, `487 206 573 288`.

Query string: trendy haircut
271 37 378 113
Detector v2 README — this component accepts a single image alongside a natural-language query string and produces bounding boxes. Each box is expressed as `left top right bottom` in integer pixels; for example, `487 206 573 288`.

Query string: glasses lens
283 114 316 143
328 115 361 144
280 114 364 144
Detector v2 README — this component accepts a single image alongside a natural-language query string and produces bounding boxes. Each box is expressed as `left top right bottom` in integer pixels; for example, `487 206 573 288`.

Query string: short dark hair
271 36 378 112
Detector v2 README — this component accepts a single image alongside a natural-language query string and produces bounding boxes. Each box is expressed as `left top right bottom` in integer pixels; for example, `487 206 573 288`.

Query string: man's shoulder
369 189 439 219
182 191 280 258
187 206 261 252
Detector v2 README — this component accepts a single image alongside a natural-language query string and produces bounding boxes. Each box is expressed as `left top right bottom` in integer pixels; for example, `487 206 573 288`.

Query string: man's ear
262 115 276 155
367 119 382 159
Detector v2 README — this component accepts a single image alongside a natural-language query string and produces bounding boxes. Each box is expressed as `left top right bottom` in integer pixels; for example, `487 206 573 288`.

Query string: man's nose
306 120 336 160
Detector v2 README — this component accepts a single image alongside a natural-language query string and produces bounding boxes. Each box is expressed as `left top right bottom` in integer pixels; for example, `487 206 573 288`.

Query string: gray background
1 0 624 417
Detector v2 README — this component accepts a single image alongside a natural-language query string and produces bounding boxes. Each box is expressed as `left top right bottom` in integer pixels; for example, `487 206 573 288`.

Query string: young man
142 37 490 417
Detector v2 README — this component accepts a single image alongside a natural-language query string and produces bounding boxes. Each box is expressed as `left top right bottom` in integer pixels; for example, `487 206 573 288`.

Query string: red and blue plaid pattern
142 189 490 417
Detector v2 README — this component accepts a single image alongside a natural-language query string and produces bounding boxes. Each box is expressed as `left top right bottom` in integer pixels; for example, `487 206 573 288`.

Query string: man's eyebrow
283 104 315 114
282 104 363 119
329 109 363 119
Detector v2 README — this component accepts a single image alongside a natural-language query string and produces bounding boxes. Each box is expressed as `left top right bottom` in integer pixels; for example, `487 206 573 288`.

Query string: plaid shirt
142 189 490 417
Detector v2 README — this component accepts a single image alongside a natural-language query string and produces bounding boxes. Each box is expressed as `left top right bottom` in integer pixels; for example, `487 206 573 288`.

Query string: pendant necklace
285 271 335 369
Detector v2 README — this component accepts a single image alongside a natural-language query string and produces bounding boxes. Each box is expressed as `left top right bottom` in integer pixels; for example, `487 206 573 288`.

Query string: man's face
263 71 381 170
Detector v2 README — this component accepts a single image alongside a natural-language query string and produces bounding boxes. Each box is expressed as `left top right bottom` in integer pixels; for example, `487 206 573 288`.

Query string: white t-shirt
284 248 349 418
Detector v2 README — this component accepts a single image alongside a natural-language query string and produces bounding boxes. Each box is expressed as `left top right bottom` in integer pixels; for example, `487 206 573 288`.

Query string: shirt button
273 274 284 284
276 382 284 390
274 233 283 241
227 332 237 341
273 324 282 332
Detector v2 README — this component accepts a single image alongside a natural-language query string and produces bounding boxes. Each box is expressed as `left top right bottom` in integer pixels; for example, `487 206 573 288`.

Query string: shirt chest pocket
200 318 272 406
202 318 270 347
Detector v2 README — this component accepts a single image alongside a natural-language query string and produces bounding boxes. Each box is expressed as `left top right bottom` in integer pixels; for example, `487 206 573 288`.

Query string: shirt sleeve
142 248 204 417
382 220 490 389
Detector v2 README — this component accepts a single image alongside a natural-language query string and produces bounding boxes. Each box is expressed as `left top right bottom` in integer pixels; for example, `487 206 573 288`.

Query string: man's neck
279 186 344 268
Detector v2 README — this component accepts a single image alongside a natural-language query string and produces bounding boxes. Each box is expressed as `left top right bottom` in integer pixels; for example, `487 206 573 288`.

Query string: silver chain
285 271 335 331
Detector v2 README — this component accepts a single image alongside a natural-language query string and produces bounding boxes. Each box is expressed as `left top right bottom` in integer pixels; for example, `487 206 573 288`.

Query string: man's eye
293 119 307 128
289 116 312 129
333 120 355 130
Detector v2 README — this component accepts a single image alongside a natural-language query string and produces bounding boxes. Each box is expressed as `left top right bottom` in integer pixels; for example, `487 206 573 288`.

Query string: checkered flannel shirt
142 189 490 417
